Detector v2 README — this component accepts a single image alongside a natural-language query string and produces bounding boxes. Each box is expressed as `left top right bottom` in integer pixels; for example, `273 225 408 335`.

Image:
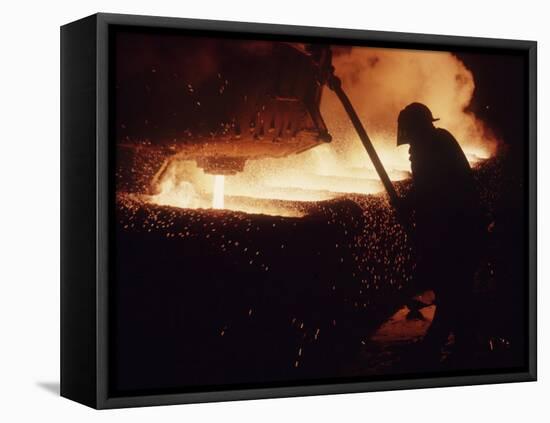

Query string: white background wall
0 0 547 421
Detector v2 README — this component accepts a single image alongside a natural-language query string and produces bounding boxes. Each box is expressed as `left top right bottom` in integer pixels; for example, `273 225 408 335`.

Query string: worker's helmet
397 103 439 146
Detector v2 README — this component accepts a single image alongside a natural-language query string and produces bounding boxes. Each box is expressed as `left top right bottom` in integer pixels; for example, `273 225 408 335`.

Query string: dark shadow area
111 155 526 396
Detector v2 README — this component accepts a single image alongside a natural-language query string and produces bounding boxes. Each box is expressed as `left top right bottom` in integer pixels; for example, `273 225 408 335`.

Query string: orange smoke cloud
323 46 498 167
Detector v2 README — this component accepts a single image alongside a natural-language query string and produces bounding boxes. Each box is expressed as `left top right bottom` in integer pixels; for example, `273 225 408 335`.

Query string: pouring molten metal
115 39 495 215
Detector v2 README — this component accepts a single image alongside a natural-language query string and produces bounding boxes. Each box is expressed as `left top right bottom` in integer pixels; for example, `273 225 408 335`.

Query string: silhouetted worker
396 102 484 361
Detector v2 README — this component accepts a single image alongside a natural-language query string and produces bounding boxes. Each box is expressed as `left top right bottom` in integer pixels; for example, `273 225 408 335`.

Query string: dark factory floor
110 155 527 395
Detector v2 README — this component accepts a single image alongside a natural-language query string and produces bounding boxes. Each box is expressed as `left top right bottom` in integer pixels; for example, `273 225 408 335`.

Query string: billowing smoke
320 46 498 169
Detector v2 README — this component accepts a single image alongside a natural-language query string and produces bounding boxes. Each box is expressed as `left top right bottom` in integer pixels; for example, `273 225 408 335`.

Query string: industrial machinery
116 39 398 205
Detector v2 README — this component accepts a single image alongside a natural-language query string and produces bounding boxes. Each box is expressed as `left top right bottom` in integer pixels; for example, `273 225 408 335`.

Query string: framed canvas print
60 13 537 409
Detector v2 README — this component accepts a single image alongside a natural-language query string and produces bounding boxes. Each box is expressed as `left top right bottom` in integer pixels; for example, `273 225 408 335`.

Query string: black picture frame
61 12 537 409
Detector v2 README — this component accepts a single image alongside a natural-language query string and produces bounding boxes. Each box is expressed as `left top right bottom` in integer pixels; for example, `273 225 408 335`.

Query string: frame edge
90 12 538 409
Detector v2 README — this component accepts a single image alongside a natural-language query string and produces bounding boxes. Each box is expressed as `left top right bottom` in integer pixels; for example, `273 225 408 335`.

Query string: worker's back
409 127 484 287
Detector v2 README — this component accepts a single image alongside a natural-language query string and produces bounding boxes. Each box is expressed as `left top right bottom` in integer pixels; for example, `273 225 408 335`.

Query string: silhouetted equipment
117 41 400 206
117 42 332 175
324 63 400 206
299 44 400 205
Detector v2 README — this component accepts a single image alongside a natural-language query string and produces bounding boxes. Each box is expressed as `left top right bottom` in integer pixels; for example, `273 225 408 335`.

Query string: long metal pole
328 75 400 207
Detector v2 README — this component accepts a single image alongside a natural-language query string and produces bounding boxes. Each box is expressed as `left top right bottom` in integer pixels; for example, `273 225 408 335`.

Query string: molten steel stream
212 175 225 209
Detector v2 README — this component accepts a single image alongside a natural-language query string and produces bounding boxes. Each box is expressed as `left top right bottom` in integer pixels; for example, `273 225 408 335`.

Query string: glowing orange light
212 175 225 209
146 47 499 217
